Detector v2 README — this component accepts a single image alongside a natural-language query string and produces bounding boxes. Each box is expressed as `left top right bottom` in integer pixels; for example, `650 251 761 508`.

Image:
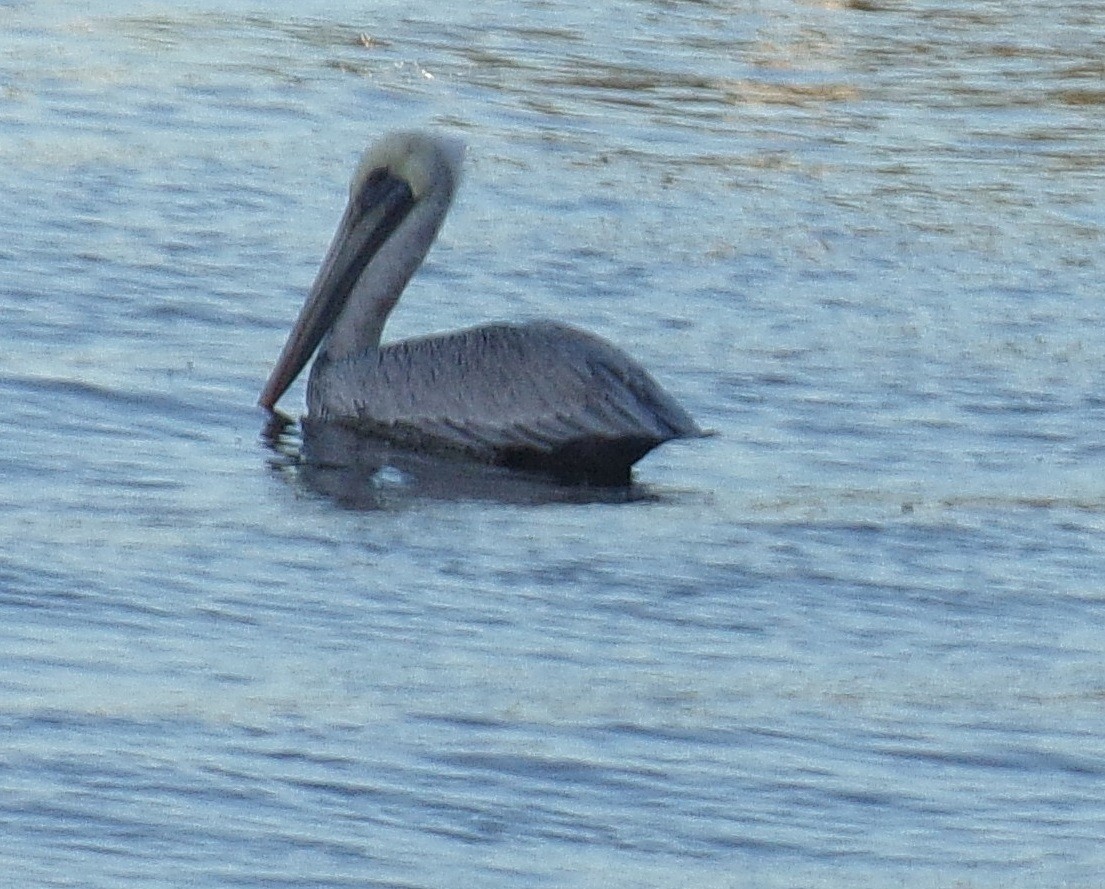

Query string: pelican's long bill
259 169 416 410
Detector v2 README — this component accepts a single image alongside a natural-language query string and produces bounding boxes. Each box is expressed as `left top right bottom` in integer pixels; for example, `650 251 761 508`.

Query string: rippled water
4 1 1105 886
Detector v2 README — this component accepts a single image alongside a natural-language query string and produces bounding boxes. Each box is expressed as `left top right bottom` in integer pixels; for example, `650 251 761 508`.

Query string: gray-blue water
3 2 1105 886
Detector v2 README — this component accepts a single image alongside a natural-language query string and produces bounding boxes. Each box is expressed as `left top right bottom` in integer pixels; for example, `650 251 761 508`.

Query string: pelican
259 131 704 486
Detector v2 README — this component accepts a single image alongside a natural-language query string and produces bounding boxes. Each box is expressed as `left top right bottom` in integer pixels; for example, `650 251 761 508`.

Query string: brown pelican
259 131 704 485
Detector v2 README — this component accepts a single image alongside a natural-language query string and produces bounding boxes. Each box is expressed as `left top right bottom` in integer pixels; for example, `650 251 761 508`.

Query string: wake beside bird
259 131 705 486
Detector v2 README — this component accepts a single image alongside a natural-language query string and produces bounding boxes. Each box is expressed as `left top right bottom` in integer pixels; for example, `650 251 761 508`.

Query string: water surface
3 1 1105 886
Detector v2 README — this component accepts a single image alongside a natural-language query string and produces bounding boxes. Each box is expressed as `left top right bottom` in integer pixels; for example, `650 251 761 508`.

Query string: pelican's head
259 131 465 410
349 131 464 207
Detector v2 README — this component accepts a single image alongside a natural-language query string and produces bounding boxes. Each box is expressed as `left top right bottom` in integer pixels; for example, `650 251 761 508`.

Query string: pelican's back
307 321 702 484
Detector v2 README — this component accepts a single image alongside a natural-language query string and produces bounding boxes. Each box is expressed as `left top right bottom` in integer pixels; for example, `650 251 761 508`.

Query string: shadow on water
260 412 663 509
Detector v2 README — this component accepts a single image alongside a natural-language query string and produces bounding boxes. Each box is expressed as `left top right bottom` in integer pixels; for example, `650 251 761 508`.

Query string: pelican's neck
321 277 390 360
320 160 456 363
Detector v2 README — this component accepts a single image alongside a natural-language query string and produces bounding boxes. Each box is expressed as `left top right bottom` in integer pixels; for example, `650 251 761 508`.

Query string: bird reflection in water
261 410 658 509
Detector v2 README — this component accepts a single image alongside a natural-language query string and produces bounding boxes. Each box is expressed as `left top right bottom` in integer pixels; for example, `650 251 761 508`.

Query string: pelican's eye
365 167 388 187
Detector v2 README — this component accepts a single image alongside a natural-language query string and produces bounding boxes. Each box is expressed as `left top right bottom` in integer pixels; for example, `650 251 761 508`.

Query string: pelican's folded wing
330 321 702 481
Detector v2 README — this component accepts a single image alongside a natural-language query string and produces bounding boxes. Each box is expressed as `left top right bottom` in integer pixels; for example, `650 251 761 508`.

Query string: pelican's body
260 131 703 485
